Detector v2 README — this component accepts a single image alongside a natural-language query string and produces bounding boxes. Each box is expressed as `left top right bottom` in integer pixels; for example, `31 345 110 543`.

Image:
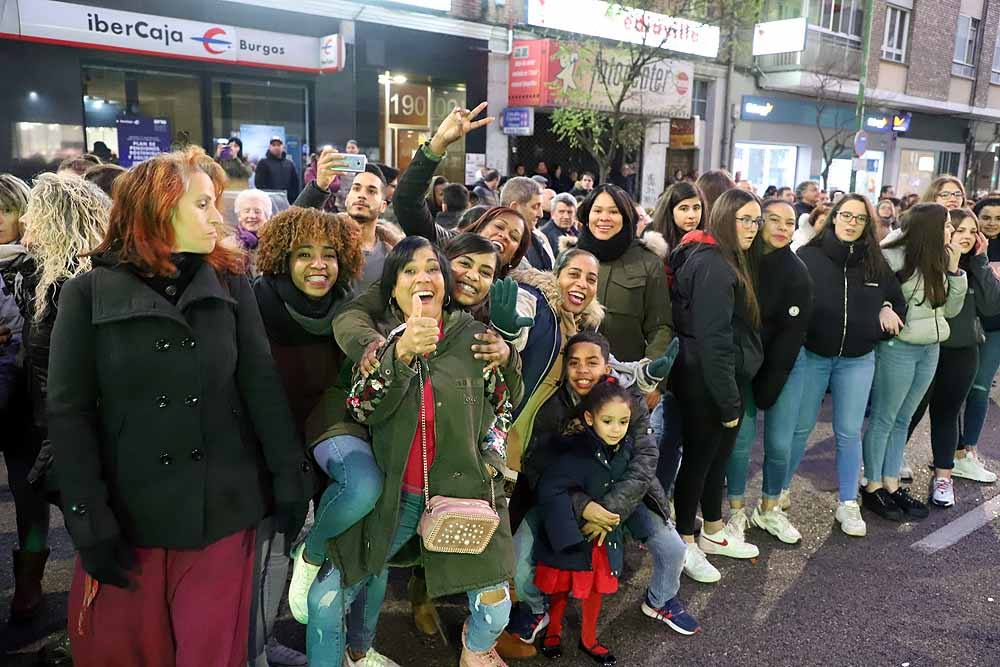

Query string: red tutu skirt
534 542 619 599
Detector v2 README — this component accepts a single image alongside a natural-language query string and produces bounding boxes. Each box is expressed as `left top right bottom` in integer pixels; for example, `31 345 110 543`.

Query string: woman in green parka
306 236 522 667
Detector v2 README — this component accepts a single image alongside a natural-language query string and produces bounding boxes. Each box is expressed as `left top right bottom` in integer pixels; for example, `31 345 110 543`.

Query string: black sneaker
861 487 903 521
890 487 929 519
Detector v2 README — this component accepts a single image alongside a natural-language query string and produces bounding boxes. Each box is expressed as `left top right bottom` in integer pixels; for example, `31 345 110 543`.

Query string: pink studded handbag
414 363 499 555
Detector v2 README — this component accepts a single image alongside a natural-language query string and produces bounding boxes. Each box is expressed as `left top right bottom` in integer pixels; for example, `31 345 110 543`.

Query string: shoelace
894 487 919 504
934 478 952 493
842 503 862 520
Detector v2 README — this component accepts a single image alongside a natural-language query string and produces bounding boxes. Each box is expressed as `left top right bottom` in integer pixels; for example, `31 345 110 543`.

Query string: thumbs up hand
395 294 441 364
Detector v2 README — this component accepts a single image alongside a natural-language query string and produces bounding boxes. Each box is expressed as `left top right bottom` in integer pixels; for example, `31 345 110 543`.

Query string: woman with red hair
46 147 314 666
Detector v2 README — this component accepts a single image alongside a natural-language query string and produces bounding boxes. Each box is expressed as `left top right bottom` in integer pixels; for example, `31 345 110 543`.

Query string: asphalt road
3 395 999 667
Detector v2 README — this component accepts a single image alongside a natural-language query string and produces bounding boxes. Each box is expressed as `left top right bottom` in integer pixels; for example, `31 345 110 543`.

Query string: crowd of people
1 100 998 667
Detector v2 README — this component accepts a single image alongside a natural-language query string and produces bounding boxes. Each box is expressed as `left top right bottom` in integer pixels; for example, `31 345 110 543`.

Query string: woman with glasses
905 208 1000 508
862 203 967 522
790 195 906 537
957 197 1000 484
922 176 966 212
725 199 814 545
668 188 763 583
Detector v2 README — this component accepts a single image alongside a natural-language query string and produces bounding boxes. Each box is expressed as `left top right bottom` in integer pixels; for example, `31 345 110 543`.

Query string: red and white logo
191 27 231 55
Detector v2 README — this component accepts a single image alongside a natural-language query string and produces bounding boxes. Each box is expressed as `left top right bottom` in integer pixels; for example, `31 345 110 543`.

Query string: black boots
10 547 49 622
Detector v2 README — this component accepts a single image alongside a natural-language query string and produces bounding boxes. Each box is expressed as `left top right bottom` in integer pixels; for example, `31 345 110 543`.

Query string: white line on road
911 494 1000 554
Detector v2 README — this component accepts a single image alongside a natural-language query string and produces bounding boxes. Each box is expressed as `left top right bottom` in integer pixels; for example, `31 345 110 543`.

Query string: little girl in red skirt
533 379 636 666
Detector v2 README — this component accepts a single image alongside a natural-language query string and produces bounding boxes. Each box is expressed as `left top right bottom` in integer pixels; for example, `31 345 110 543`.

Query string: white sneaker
699 527 759 559
835 501 867 537
952 453 998 483
725 509 750 543
930 477 956 507
683 542 721 583
288 542 321 624
751 505 802 544
779 489 791 511
343 648 402 666
266 640 307 666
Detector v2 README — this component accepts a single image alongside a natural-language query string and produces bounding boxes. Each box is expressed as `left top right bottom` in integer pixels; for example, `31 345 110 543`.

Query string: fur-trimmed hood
558 232 668 260
509 266 604 332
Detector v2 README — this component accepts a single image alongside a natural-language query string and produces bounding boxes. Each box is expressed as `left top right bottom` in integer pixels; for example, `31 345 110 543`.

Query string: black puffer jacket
751 246 814 409
981 236 1000 332
669 232 763 423
945 252 1000 348
796 230 906 358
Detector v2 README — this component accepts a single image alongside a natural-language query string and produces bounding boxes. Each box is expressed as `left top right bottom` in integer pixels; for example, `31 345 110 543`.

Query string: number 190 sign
388 82 430 128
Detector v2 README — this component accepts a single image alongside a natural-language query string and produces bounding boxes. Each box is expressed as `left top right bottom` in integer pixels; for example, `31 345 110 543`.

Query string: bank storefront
0 0 347 178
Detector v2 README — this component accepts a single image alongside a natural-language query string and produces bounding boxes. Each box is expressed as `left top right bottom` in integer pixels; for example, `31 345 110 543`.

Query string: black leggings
671 367 742 537
908 345 979 470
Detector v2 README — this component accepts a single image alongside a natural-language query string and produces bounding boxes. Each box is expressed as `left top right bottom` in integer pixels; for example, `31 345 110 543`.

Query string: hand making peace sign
428 101 495 157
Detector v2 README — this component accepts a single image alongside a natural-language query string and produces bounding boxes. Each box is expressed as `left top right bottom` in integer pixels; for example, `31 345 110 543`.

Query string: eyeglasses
735 215 763 229
837 211 869 225
936 190 964 200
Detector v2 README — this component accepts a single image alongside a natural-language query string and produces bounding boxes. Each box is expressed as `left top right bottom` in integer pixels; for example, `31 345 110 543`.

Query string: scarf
576 219 635 263
257 272 349 344
237 225 259 250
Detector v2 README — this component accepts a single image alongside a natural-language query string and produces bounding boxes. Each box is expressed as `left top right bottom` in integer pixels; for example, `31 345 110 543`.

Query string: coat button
190 449 204 461
156 395 170 408
232 408 240 417
165 285 177 296
160 453 173 466
300 461 312 473
184 395 199 407
154 338 171 351
71 503 88 516
181 337 196 349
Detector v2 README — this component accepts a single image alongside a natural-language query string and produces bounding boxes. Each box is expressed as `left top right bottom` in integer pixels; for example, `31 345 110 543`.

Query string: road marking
911 494 1000 554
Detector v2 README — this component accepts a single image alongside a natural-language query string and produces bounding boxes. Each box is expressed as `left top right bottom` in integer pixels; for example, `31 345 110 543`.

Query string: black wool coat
47 257 314 551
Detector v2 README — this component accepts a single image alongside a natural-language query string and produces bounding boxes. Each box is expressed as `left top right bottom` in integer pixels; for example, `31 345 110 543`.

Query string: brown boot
10 548 49 622
494 630 537 659
408 573 440 637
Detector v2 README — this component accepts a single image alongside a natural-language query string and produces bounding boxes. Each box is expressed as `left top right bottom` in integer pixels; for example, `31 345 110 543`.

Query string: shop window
881 5 910 63
82 67 203 162
212 79 308 175
732 142 798 194
991 32 1000 84
952 15 980 78
938 151 962 177
897 148 937 196
692 79 709 120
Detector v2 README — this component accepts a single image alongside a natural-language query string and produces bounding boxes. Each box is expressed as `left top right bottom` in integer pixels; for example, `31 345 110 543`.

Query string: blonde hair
921 175 965 204
25 173 110 321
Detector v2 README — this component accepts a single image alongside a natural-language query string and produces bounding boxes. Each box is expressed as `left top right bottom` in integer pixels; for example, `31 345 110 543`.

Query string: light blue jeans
512 507 547 615
306 493 511 666
961 329 1000 448
304 435 384 563
728 348 808 501
788 349 876 502
863 340 940 484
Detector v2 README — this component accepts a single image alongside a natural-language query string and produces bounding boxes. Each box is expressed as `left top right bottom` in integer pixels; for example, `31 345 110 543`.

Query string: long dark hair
807 194 890 282
884 202 950 308
695 169 737 222
651 181 706 248
379 236 458 314
441 232 501 276
705 188 760 327
459 206 531 275
576 183 639 234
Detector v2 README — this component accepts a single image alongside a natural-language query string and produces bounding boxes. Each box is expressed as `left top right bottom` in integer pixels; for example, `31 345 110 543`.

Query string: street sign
892 113 912 133
752 17 807 56
854 130 867 158
501 107 535 136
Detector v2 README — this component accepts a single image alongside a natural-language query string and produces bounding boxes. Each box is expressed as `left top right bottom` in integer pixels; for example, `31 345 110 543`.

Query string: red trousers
68 528 255 667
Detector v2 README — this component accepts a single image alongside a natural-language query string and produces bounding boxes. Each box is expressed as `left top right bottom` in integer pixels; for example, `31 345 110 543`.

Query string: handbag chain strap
417 359 495 511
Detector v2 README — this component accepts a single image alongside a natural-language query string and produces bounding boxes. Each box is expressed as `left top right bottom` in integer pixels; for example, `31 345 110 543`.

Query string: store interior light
93 99 105 109
392 75 407 84
28 91 38 101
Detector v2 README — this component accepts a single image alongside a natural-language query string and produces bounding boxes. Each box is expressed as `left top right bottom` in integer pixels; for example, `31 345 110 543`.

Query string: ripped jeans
306 492 511 666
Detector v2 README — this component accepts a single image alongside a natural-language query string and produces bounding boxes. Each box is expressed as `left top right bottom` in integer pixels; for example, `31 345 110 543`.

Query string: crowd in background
1 102 999 667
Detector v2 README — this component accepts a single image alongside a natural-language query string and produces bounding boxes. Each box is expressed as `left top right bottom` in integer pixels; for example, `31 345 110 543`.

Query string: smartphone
330 153 367 173
216 138 228 145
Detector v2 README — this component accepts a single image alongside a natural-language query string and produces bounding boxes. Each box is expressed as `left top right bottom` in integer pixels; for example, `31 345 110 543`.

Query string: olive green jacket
328 309 523 597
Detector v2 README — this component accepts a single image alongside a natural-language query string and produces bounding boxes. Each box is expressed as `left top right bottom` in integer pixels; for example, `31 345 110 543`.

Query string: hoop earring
444 294 452 307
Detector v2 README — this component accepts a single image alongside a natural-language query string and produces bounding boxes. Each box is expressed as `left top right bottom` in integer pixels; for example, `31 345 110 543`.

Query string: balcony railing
757 27 863 80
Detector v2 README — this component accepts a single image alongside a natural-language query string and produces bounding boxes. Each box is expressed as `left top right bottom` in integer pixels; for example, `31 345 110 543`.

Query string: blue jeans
863 340 940 484
961 329 1000 448
306 493 511 665
728 348 808 501
788 349 876 502
627 505 686 607
655 392 684 499
304 435 384 563
512 507 547 616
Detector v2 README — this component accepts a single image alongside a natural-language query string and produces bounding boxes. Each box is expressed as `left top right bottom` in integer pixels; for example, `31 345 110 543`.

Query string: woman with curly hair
47 147 314 665
249 206 365 667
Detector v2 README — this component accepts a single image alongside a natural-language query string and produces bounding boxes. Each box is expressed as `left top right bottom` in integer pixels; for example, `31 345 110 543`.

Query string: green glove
489 277 534 336
646 338 680 381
